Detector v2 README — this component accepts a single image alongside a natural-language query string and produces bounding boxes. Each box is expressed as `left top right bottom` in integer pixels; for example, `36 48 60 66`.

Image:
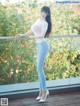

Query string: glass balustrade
0 35 80 87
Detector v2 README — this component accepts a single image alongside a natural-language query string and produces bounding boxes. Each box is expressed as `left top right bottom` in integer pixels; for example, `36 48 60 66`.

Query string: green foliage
0 4 28 36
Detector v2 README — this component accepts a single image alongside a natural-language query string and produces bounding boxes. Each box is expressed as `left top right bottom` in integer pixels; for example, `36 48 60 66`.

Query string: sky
0 0 54 4
0 0 20 4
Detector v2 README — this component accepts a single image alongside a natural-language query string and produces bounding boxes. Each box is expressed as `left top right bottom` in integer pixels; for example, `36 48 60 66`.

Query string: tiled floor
9 92 80 106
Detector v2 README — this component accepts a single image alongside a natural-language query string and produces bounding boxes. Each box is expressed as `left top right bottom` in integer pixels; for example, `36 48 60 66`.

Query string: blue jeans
36 41 50 90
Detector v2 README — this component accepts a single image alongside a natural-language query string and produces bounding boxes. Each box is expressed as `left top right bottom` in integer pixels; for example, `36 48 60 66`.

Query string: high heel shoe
36 96 42 100
39 90 49 103
36 90 42 100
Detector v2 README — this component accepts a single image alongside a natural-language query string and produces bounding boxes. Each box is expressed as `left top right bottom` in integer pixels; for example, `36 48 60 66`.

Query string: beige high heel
39 90 49 103
36 90 42 100
36 96 42 100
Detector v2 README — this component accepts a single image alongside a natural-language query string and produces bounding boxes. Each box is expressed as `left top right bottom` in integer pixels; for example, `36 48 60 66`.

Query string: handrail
0 36 29 40
0 35 80 40
49 35 80 38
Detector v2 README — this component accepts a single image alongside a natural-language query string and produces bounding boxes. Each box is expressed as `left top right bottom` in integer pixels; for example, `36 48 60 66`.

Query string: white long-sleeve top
30 18 48 43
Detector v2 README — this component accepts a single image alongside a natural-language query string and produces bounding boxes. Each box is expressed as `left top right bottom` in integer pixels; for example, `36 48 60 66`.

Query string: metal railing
0 34 80 39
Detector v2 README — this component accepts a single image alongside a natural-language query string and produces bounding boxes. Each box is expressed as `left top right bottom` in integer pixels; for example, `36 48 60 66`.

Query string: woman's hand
29 36 35 38
15 34 23 36
29 36 32 38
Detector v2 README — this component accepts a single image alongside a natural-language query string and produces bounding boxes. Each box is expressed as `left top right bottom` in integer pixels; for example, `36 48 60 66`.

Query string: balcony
9 92 80 106
0 35 80 106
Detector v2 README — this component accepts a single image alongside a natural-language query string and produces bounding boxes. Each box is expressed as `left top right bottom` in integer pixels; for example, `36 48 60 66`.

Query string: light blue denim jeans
36 41 50 90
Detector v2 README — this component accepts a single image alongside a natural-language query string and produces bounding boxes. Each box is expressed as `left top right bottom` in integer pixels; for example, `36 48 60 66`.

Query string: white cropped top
30 18 48 43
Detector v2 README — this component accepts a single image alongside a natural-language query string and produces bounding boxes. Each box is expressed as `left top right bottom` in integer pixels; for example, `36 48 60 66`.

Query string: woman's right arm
16 30 33 36
16 18 38 37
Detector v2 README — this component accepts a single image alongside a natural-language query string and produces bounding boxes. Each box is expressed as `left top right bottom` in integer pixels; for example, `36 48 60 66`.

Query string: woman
16 6 52 102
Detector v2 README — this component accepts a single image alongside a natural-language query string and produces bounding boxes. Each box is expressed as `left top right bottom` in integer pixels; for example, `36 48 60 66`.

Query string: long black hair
41 6 52 38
